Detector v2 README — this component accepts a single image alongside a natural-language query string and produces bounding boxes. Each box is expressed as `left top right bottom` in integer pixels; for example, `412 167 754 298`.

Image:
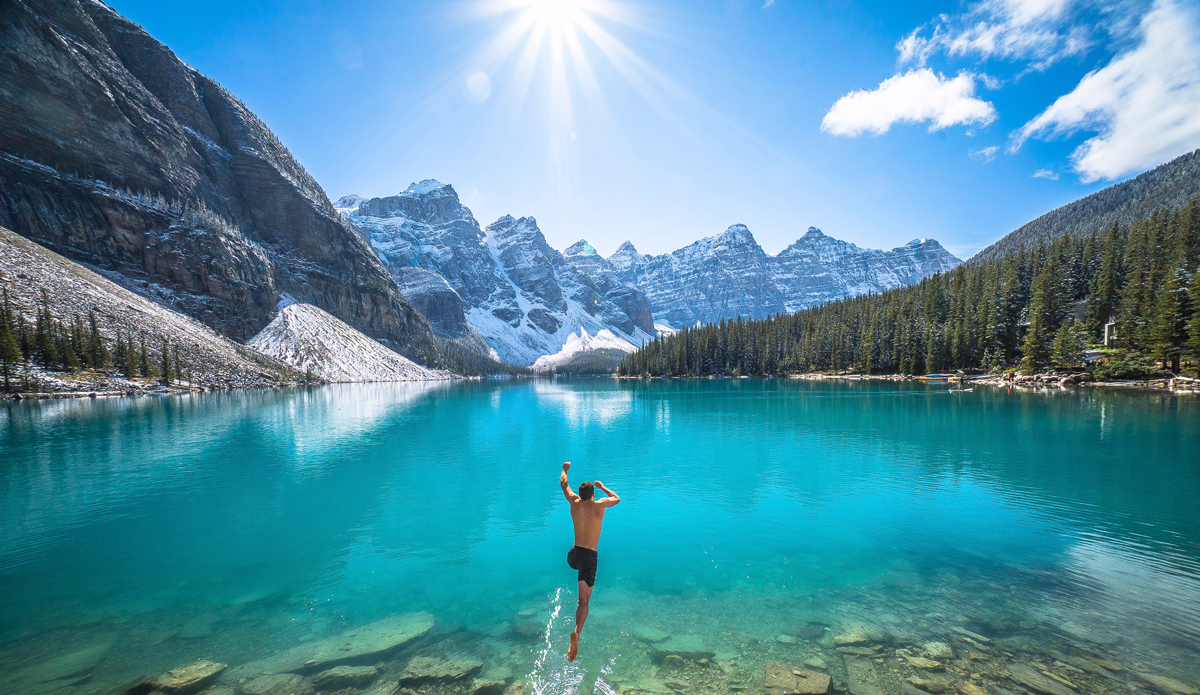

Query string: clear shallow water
1 380 1198 695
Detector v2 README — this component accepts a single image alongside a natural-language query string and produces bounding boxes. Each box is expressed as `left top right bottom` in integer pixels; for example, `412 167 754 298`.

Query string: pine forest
619 201 1200 379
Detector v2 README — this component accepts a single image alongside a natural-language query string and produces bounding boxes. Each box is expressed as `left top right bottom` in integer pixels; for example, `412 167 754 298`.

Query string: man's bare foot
567 631 579 661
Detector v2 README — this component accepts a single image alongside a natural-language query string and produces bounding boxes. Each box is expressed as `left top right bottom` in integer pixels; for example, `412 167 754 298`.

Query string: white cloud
1012 0 1200 181
971 145 1001 162
821 69 997 137
763 0 776 7
1032 168 1060 179
898 0 1089 70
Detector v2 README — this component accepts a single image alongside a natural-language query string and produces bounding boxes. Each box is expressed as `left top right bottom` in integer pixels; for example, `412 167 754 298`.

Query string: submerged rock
764 661 832 695
229 612 434 677
241 674 314 695
961 684 987 695
472 679 507 695
1138 673 1199 695
399 656 483 682
843 656 881 695
777 635 799 645
1086 657 1124 673
834 628 871 646
922 643 954 661
658 655 687 676
905 657 944 670
1005 664 1076 695
150 660 226 693
651 635 715 662
312 665 378 691
907 677 945 693
18 641 113 686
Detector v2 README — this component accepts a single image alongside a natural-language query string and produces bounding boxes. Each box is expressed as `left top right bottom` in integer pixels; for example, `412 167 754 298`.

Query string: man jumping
560 461 620 662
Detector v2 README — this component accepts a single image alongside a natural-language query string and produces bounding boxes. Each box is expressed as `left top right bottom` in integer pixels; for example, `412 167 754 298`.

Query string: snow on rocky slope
342 182 655 366
248 300 455 383
0 227 297 388
531 328 637 371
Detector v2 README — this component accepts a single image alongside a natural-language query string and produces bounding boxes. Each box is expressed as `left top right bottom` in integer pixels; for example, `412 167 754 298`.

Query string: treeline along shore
619 202 1200 380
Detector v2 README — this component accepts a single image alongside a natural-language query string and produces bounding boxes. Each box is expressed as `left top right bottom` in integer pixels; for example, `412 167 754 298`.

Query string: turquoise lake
1 379 1198 695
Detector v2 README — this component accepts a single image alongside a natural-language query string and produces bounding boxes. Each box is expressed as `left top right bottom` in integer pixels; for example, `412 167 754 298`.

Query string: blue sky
107 0 1200 259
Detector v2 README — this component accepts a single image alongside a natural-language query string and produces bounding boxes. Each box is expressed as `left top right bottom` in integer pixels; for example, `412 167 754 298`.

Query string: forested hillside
971 149 1200 264
620 201 1200 378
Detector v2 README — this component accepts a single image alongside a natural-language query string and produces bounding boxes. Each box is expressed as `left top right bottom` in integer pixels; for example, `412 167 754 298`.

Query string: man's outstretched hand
563 462 571 471
594 480 604 489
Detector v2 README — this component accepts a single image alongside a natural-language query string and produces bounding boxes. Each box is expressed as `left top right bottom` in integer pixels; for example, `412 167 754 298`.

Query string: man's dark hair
579 481 595 501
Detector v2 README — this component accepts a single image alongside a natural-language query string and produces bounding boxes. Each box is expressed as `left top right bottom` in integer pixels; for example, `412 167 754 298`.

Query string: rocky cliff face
343 182 656 366
0 0 435 361
612 225 962 327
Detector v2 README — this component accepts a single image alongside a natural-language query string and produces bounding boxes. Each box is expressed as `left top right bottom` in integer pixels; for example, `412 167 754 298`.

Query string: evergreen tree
122 334 137 378
1021 253 1063 374
34 303 57 368
88 311 109 368
1087 223 1122 338
0 290 22 392
1051 320 1089 368
139 336 150 378
59 323 79 373
160 337 172 385
1189 268 1200 364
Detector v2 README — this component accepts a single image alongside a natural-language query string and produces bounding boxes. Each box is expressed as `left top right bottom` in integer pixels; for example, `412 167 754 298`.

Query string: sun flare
526 0 588 27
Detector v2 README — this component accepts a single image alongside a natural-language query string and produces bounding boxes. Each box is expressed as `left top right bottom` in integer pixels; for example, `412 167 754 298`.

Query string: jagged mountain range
0 0 435 362
340 182 961 365
340 183 657 366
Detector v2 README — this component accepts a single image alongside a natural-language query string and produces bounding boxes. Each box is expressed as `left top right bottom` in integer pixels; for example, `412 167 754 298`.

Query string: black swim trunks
566 546 598 587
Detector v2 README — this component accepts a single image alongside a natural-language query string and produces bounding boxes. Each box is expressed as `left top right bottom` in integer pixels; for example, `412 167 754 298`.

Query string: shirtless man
560 461 620 662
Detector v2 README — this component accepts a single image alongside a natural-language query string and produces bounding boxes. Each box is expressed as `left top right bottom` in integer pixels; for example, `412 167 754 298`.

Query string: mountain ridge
341 185 961 362
970 148 1200 264
0 0 437 363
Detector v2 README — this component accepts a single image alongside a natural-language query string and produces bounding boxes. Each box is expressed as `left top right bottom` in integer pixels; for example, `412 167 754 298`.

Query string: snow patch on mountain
403 179 448 197
531 327 637 372
248 302 455 382
334 194 365 214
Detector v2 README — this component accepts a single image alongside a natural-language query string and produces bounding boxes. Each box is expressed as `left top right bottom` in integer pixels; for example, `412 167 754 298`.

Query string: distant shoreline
614 372 1200 392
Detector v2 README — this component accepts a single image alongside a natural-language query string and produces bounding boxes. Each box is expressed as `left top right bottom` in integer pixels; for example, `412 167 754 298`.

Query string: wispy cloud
1032 168 1060 179
897 0 1089 71
970 145 1001 162
1011 0 1200 181
821 69 996 137
762 0 776 7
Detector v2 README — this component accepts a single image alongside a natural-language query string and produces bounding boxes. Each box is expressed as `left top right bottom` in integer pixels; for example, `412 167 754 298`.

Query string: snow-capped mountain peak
402 179 450 197
334 194 365 212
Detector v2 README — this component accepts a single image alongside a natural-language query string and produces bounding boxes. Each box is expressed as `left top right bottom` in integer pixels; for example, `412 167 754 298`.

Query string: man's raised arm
561 462 579 502
594 480 620 507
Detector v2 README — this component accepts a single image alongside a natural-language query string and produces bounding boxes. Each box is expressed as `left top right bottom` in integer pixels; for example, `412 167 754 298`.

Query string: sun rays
467 0 653 138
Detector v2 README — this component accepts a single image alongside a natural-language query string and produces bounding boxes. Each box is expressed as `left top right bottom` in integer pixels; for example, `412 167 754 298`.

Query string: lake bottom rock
764 660 832 695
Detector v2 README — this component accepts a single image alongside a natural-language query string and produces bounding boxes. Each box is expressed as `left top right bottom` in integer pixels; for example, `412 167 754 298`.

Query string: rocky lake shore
9 607 1197 695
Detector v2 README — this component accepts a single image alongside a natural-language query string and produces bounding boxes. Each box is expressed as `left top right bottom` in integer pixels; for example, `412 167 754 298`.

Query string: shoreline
615 372 1200 392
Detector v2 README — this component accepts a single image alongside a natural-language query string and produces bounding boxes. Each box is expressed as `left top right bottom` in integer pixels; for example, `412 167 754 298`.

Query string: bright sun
526 0 587 26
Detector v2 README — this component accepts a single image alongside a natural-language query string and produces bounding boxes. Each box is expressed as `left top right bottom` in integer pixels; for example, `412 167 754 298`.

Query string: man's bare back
559 462 619 662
